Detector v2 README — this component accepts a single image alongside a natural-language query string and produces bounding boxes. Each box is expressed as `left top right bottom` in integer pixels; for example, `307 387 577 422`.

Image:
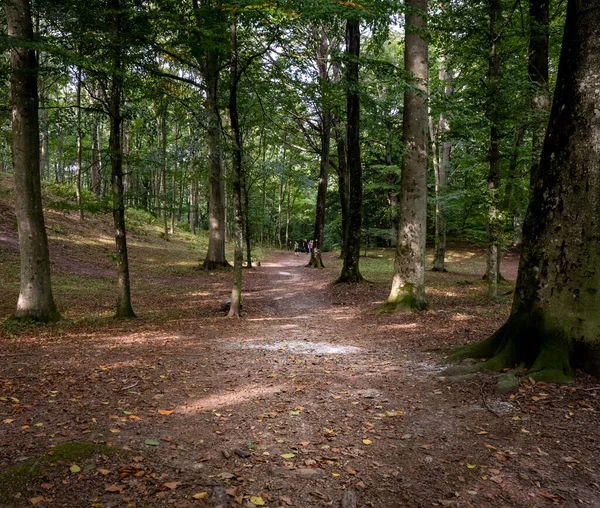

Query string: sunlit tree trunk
76 68 84 220
387 0 428 310
228 18 243 317
7 0 60 322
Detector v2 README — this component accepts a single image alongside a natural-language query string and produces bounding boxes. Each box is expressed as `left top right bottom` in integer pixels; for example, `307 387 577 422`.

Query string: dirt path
1 251 599 507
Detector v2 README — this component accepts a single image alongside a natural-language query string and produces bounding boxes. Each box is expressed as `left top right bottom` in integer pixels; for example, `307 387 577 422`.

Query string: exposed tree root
307 257 325 269
378 293 428 313
201 260 232 271
445 313 578 388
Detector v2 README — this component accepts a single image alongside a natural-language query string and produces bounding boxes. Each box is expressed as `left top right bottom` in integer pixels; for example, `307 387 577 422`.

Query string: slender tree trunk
76 68 84 220
56 127 64 183
431 66 453 272
108 0 135 318
387 0 429 310
39 76 49 179
158 115 169 240
277 176 283 249
333 119 349 260
228 19 243 317
529 0 550 179
7 0 59 322
90 117 101 196
486 0 502 299
170 121 178 235
243 178 252 267
285 176 290 249
337 18 363 283
123 119 129 205
451 0 600 381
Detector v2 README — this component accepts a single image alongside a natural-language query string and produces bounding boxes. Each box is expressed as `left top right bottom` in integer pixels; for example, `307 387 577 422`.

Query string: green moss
0 442 124 504
382 286 428 312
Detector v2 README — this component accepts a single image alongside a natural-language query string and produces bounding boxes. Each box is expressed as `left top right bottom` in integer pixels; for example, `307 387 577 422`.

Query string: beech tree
385 0 428 309
451 0 600 381
6 0 60 322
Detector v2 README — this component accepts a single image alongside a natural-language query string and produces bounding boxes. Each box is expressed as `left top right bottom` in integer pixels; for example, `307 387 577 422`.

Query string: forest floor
1 201 600 507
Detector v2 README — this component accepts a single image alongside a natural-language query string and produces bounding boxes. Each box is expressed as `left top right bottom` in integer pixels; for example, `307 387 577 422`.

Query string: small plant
53 224 62 234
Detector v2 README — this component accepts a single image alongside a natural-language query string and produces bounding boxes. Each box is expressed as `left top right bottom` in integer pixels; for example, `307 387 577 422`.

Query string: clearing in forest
1 216 599 507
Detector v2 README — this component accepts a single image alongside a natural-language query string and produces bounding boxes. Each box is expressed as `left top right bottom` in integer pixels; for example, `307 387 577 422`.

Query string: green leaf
145 439 160 446
70 464 81 473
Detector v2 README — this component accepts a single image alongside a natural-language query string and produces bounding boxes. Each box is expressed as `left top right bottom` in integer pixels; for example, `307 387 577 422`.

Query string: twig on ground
121 380 140 391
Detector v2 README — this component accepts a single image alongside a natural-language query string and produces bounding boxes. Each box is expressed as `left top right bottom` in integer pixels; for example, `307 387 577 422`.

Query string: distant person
308 240 313 255
294 241 299 256
303 239 308 254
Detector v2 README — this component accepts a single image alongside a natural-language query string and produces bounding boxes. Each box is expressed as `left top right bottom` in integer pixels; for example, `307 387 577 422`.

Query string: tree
6 0 60 322
337 16 364 283
385 0 428 309
108 0 136 318
450 0 600 382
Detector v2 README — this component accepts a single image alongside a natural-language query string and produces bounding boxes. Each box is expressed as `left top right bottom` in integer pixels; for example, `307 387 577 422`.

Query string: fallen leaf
225 487 237 496
362 439 372 445
346 467 357 475
562 456 580 464
105 485 123 493
3 419 14 424
192 492 207 499
109 428 120 433
144 439 160 446
162 481 180 490
40 483 53 489
250 496 265 506
281 453 295 459
97 468 111 475
466 464 477 469
158 409 173 415
29 497 44 505
70 465 81 473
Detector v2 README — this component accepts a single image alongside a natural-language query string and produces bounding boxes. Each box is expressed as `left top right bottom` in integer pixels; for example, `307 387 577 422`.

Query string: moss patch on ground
0 442 125 504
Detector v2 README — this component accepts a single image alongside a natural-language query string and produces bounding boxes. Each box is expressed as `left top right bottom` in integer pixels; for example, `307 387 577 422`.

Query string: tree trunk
170 121 178 235
7 0 60 322
529 0 550 181
202 52 229 269
39 76 49 179
228 19 243 317
108 0 135 318
486 0 502 299
277 175 283 249
56 126 64 183
76 68 84 220
431 66 453 272
285 176 290 250
91 117 101 196
451 0 600 381
243 177 252 268
387 0 428 310
158 114 169 240
333 118 349 260
337 18 363 283
308 24 332 269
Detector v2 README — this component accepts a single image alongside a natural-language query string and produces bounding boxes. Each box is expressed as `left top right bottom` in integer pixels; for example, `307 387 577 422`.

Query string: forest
1 0 600 506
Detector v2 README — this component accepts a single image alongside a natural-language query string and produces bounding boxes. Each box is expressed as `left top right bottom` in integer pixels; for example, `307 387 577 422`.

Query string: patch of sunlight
451 313 473 321
179 384 286 413
246 316 312 322
239 340 362 355
380 323 419 330
278 271 293 276
189 291 211 297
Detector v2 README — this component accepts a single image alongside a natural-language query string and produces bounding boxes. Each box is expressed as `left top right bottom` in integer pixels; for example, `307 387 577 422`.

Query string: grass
0 442 125 504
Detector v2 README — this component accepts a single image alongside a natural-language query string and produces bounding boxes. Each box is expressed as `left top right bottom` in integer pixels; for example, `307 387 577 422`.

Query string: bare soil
1 217 600 507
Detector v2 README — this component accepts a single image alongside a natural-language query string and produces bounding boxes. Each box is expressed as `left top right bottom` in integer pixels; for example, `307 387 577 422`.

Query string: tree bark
108 0 135 318
228 19 243 317
451 0 600 381
39 76 49 179
528 0 550 180
486 0 502 299
431 66 453 272
76 68 84 220
7 0 60 322
170 121 178 235
333 118 349 259
308 24 332 269
387 0 429 310
337 18 363 283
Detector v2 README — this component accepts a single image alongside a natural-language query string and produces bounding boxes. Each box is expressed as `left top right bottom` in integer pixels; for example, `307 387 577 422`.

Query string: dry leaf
192 492 207 499
250 496 265 506
29 496 44 505
362 439 372 445
105 485 123 493
158 409 173 415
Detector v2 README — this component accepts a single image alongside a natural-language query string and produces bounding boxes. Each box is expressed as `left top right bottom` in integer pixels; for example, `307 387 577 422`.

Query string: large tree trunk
90 116 102 197
158 114 169 240
486 0 502 299
7 0 60 322
451 0 600 381
108 0 135 318
202 53 229 269
386 0 428 310
228 19 243 317
337 18 363 283
333 118 349 259
39 76 49 179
